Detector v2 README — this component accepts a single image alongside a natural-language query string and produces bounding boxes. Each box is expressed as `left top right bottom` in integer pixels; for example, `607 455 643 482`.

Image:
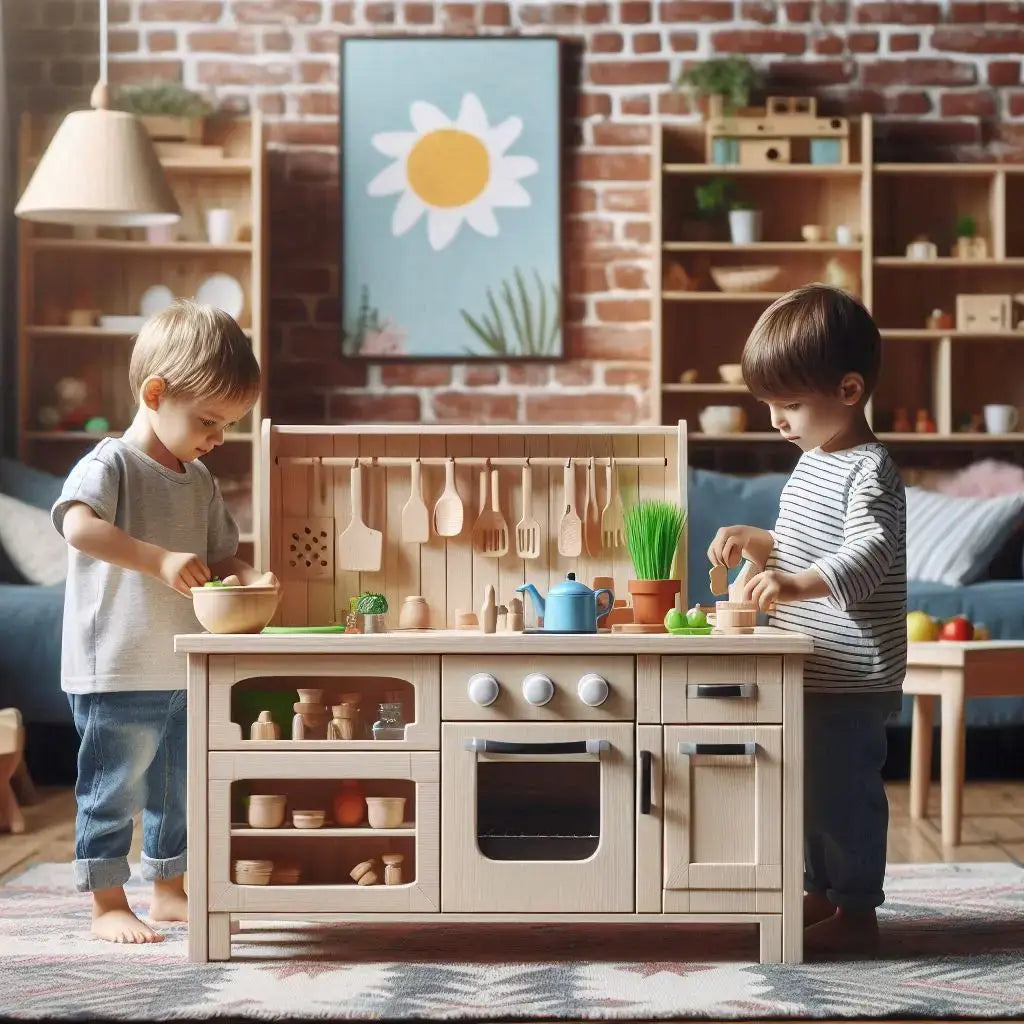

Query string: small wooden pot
366 796 406 829
709 600 758 633
292 809 325 829
247 794 286 829
628 579 681 627
398 595 430 629
234 859 273 885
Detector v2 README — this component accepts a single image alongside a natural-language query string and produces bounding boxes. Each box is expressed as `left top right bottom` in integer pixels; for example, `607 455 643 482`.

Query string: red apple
939 616 974 642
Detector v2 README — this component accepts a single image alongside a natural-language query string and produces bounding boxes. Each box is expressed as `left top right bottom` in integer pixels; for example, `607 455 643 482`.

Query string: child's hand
742 567 830 610
707 525 773 570
159 550 211 596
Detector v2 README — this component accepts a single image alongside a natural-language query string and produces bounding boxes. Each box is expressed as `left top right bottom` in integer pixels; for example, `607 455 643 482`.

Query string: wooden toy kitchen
178 422 810 965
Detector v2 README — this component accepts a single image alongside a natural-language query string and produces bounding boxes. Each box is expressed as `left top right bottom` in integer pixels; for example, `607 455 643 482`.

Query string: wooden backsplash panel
262 423 688 629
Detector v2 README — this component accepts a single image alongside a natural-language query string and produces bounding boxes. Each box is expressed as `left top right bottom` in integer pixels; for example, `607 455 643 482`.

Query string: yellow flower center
406 128 490 209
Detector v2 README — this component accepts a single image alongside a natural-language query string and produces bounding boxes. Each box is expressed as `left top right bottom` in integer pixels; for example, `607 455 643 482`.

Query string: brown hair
129 299 260 404
740 284 881 400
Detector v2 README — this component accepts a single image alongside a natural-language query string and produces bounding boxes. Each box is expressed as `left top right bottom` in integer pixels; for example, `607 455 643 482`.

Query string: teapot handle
594 589 614 620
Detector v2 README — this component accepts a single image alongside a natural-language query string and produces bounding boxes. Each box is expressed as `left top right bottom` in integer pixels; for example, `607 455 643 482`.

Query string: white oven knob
578 673 609 707
467 673 500 707
522 672 554 706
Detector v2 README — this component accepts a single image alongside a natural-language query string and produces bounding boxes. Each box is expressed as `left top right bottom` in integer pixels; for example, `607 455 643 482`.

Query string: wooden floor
2 780 1022 884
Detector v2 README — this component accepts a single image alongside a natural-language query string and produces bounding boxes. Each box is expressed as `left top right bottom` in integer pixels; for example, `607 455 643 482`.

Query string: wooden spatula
401 459 430 544
583 456 602 556
337 463 382 571
473 468 509 557
432 457 463 537
515 463 541 559
557 461 583 557
601 460 625 550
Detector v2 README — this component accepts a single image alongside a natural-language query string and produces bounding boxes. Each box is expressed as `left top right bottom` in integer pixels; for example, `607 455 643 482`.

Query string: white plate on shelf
139 284 174 317
196 273 244 318
98 315 146 332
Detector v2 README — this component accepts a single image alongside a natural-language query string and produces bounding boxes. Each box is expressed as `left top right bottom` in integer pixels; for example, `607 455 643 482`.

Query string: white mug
205 207 235 245
835 224 854 245
983 404 1020 434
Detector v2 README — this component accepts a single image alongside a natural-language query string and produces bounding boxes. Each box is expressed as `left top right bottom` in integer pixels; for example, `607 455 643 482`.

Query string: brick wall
10 0 1024 425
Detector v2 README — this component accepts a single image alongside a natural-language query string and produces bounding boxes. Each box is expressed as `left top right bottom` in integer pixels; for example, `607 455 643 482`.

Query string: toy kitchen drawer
661 656 783 724
205 653 440 750
208 749 439 914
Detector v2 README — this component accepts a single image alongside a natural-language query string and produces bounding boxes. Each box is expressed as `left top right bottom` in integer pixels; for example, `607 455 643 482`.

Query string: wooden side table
903 641 1024 847
0 708 26 835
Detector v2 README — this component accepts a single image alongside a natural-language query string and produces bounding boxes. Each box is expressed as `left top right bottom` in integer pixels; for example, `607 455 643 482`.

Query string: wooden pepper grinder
507 596 525 632
382 853 404 886
480 584 497 634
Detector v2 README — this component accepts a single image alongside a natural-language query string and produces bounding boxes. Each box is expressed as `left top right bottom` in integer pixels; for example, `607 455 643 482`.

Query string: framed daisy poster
339 36 563 359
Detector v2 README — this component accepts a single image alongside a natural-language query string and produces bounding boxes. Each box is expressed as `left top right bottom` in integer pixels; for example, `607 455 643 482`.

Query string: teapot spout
515 583 545 619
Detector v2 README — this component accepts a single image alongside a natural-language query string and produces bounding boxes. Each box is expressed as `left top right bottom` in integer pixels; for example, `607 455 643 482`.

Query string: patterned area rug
0 862 1022 1020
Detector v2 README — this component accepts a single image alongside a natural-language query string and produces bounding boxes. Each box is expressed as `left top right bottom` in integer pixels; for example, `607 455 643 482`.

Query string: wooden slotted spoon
401 458 430 544
601 459 625 550
432 457 463 537
583 456 602 556
515 462 541 559
557 460 583 557
472 467 509 557
337 463 382 571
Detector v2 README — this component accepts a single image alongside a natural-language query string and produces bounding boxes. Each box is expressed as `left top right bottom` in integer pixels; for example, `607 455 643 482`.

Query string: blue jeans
68 690 188 893
804 691 899 911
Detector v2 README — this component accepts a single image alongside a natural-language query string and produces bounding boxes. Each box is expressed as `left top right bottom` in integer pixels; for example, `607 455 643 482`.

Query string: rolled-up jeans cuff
140 850 187 882
73 857 131 893
827 887 883 911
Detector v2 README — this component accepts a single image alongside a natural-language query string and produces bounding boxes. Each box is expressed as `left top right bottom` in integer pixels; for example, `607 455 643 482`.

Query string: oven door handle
463 738 610 755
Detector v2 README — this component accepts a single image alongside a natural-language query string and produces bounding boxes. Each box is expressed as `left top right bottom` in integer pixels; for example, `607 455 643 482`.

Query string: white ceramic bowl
365 796 406 829
191 584 280 634
709 265 780 293
717 363 744 385
247 793 286 828
292 809 325 830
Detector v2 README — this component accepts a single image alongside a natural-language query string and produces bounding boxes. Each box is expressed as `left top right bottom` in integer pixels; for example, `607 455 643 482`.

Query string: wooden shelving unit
16 113 268 563
655 114 1024 455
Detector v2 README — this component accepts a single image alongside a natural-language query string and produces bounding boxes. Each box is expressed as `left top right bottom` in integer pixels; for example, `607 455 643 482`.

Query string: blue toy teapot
516 573 614 633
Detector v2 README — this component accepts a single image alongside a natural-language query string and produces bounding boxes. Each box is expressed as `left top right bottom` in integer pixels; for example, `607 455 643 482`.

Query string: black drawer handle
464 738 609 755
678 741 756 756
689 683 757 700
639 749 652 814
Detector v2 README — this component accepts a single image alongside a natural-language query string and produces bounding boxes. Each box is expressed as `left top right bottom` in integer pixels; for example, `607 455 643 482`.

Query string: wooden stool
0 708 26 834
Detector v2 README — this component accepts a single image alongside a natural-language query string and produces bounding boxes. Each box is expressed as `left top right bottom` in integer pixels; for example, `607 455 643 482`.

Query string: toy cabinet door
662 726 781 905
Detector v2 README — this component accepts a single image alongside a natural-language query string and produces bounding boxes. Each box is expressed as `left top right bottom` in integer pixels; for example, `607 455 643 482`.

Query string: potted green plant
685 175 735 242
676 56 764 117
728 196 762 244
953 214 986 259
115 82 212 142
356 591 389 634
624 500 687 628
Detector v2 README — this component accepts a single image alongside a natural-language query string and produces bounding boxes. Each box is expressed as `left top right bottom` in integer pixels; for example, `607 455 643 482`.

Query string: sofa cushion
687 468 788 606
0 493 68 586
0 459 65 585
0 582 67 725
906 486 1024 586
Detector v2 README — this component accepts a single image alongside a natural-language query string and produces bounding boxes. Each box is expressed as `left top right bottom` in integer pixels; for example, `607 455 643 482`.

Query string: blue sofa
687 467 1024 728
0 458 67 726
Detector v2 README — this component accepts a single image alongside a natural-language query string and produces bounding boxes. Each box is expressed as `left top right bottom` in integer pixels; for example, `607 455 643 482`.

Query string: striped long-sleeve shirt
767 443 907 693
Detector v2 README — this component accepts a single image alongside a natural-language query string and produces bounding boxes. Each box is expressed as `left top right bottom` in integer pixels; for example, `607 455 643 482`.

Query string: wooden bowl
717 363 744 385
247 793 286 828
191 584 280 634
365 796 406 829
292 809 325 829
709 265 780 293
234 859 273 885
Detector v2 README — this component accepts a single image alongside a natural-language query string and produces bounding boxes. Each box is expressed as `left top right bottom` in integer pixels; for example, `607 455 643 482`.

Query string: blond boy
708 285 907 959
51 300 275 943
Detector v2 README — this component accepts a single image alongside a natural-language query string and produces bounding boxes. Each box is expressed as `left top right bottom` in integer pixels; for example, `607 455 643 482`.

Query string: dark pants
803 691 900 911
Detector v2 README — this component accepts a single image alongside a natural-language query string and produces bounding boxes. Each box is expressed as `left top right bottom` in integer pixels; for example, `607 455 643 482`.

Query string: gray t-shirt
51 438 239 693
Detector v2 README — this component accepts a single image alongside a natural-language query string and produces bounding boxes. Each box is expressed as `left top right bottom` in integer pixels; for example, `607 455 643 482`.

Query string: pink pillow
934 459 1024 499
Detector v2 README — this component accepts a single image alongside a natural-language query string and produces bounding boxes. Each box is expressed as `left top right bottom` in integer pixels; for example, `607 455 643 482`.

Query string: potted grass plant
356 591 389 634
624 500 687 628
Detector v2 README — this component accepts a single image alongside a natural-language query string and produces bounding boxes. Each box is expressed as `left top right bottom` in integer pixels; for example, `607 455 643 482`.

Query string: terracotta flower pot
628 579 681 626
332 779 365 827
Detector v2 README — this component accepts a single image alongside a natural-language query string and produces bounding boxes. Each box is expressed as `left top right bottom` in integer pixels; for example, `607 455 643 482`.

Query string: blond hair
129 299 260 404
740 284 881 401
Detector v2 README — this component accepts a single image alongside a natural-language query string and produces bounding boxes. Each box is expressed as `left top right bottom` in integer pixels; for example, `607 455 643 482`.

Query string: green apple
906 610 939 642
685 605 708 627
664 608 685 631
203 579 225 588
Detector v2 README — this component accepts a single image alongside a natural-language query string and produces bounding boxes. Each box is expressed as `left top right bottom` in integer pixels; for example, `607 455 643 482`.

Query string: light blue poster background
342 38 562 358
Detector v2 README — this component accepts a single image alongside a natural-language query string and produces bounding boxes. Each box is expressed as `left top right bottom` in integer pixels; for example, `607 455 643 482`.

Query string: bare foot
804 907 879 961
804 891 836 928
92 887 164 944
149 876 188 923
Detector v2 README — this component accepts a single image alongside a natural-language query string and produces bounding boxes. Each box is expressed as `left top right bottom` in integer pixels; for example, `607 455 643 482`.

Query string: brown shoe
804 907 879 961
803 891 836 928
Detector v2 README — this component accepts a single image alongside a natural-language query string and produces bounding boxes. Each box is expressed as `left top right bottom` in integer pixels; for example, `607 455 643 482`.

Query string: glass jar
372 701 406 741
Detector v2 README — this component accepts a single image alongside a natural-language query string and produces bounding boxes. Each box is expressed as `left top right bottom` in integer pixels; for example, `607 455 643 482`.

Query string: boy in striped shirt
708 284 907 960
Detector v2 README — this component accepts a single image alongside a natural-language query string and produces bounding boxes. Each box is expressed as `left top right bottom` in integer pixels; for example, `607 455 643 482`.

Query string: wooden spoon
337 463 382 571
583 456 602 556
557 461 582 557
432 457 463 537
401 458 430 544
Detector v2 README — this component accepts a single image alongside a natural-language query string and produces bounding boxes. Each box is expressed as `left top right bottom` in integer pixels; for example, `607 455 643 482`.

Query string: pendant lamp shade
15 105 181 227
